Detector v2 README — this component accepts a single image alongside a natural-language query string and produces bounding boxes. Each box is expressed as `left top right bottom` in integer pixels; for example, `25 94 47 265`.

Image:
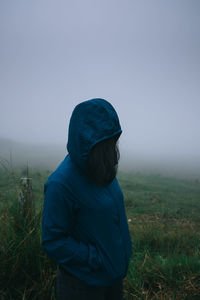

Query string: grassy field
120 172 200 299
0 166 200 299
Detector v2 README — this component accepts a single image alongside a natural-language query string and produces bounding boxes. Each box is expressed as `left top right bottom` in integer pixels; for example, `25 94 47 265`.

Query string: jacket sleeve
42 181 101 270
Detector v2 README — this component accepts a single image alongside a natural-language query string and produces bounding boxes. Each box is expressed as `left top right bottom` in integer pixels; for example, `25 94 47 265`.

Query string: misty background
0 0 200 178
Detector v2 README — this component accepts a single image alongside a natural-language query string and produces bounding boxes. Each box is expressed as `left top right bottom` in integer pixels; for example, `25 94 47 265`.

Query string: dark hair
86 134 120 186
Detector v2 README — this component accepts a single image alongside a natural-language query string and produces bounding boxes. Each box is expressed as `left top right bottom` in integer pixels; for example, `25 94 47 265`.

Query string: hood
67 98 122 170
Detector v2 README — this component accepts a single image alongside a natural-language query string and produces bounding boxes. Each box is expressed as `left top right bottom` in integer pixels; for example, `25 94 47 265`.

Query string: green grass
0 168 200 299
119 172 200 299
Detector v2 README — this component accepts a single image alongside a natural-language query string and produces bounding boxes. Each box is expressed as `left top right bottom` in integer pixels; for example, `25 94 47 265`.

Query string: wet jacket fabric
42 98 132 287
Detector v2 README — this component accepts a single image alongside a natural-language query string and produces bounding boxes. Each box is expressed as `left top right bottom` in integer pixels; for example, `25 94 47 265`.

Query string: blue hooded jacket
42 98 132 287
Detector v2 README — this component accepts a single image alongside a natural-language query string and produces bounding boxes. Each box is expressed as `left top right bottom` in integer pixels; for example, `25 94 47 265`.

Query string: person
42 98 132 300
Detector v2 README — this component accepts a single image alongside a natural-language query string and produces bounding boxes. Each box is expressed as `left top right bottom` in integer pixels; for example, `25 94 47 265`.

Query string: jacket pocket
88 242 103 271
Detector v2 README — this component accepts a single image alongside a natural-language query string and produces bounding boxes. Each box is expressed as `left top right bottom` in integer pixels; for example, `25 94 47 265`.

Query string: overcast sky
1 0 200 163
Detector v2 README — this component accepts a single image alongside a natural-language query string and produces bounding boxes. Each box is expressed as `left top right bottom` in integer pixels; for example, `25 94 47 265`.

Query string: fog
0 1 200 178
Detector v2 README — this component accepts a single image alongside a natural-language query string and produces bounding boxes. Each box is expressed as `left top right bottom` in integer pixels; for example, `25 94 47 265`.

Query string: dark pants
57 266 123 300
